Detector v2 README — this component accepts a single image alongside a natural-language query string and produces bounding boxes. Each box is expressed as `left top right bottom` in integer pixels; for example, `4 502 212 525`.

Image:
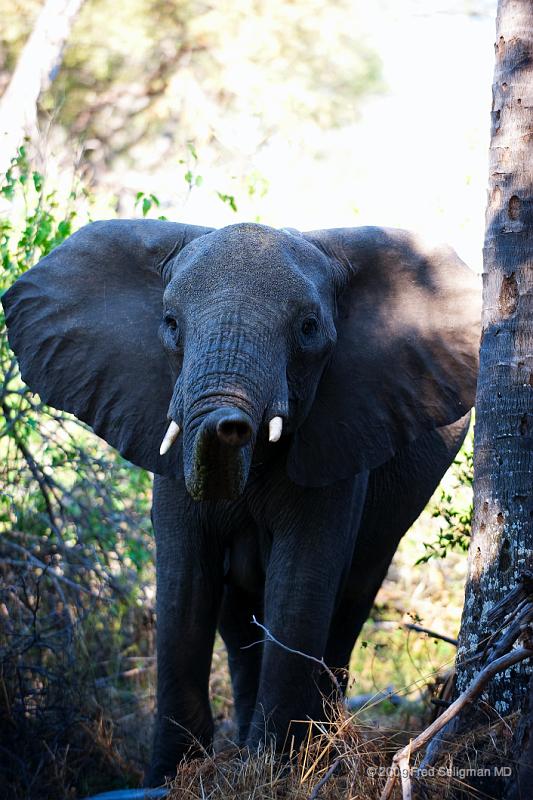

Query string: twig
421 582 533 770
248 616 343 695
94 666 155 687
373 620 458 646
399 748 412 800
3 540 102 599
404 623 458 647
483 601 533 664
307 757 342 800
2 400 62 537
380 646 533 800
346 685 426 712
486 570 533 626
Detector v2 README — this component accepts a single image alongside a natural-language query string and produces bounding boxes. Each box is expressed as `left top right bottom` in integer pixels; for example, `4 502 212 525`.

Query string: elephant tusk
269 416 283 443
159 421 181 455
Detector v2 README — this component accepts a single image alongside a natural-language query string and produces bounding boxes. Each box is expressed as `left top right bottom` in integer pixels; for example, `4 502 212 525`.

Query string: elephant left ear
287 226 481 487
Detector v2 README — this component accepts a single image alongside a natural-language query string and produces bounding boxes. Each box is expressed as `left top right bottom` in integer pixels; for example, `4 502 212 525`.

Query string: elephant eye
301 316 319 337
164 314 178 332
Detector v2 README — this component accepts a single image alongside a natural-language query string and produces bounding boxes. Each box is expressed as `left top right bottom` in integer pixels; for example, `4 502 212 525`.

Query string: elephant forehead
166 223 330 302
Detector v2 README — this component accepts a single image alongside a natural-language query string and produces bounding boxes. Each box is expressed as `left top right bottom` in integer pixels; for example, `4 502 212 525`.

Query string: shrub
0 147 155 799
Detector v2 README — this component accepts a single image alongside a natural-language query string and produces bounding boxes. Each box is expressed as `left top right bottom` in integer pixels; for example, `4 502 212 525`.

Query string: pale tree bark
0 0 85 178
455 0 533 796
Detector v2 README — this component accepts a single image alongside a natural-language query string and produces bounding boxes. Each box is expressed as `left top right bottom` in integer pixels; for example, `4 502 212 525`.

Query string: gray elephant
2 220 480 785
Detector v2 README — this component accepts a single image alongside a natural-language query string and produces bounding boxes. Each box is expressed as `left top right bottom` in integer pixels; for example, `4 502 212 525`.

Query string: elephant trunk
175 313 284 500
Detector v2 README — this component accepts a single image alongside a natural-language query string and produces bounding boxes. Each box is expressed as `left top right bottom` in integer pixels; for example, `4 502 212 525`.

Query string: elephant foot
147 716 214 787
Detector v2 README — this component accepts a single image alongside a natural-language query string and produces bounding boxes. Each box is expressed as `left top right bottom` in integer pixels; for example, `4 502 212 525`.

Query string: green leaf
1 182 15 200
57 219 72 240
216 192 238 212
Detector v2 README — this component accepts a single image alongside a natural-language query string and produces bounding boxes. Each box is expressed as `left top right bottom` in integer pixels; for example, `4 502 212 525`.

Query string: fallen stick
307 757 341 800
379 646 533 800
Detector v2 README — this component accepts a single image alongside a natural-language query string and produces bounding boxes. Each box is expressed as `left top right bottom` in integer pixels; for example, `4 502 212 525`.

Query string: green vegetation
417 430 473 565
0 149 155 798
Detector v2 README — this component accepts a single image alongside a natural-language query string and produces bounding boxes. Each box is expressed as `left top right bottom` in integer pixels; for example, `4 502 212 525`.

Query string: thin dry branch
486 570 533 626
3 540 102 599
380 645 533 800
248 616 343 695
403 623 457 647
307 756 342 800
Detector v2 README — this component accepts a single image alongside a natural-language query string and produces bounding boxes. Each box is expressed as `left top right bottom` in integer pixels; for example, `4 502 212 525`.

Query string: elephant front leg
147 476 224 787
246 475 367 752
219 585 263 745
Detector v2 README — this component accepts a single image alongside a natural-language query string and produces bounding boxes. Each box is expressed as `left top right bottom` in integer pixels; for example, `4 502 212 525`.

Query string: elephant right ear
287 226 481 486
2 219 214 476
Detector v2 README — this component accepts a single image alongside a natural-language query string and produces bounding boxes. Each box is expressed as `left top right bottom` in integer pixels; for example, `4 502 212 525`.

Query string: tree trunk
0 0 85 178
455 0 533 795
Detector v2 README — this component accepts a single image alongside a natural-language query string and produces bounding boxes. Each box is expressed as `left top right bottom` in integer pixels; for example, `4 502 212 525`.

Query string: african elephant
2 220 480 785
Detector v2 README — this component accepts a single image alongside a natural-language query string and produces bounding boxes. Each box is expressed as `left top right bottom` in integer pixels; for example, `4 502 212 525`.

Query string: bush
417 429 473 565
0 147 155 799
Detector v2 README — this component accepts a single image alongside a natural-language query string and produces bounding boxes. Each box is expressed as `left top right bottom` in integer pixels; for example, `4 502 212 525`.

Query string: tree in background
0 0 382 204
455 0 533 794
0 0 86 176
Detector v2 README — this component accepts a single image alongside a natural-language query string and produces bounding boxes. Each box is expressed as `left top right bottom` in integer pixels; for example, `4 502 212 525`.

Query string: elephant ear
2 219 214 476
287 226 481 486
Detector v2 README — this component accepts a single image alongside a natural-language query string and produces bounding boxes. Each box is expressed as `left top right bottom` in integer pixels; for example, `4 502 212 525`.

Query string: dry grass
168 707 394 800
164 707 519 800
412 712 519 800
0 508 469 799
3 535 516 800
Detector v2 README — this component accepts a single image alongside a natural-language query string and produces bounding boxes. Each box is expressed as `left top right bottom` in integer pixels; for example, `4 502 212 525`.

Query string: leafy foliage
135 189 166 218
0 149 155 798
416 431 473 565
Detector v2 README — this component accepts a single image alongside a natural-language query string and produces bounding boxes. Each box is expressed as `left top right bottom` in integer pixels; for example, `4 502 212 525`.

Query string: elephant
2 220 480 785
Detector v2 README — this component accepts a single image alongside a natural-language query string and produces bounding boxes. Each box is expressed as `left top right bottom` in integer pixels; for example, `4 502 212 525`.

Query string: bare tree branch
380 646 533 800
248 616 343 695
403 623 457 647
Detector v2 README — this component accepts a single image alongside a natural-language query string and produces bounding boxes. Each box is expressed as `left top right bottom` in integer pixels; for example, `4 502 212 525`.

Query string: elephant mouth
183 407 254 501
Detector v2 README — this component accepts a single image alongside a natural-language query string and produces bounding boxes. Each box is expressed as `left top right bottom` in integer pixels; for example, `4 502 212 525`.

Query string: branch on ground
380 575 533 800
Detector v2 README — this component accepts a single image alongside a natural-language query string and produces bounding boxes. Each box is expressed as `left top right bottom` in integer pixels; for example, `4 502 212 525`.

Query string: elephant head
2 220 480 500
